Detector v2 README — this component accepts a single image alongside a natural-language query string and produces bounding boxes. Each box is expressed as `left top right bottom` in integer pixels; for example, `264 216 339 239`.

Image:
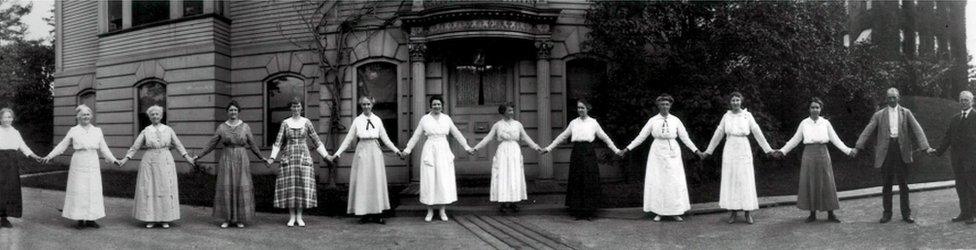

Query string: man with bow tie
931 91 976 224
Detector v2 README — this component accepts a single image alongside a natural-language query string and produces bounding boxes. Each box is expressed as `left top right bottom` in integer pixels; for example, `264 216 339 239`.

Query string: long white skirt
490 141 527 202
644 139 691 215
62 150 106 220
718 136 759 210
348 139 390 215
133 148 181 222
419 136 457 205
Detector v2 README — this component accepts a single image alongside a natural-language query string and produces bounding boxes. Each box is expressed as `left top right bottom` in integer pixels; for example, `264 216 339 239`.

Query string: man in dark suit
931 91 976 224
852 88 932 224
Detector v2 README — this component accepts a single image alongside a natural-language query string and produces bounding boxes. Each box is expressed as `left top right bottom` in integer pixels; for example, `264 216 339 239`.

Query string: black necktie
366 119 375 130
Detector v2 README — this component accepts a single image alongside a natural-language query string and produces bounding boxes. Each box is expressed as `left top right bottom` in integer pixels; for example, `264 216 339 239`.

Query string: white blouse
625 114 699 152
0 126 35 156
779 117 852 155
334 113 399 155
124 124 189 158
546 117 618 151
403 113 471 153
45 125 117 161
704 110 773 154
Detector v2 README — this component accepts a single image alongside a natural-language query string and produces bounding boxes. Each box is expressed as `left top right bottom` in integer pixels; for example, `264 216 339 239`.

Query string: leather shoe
901 217 915 224
86 221 101 228
879 213 892 223
951 216 970 223
0 217 11 228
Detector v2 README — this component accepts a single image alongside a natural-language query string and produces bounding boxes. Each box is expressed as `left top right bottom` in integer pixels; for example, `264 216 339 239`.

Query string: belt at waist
727 134 749 138
358 137 378 140
804 142 828 145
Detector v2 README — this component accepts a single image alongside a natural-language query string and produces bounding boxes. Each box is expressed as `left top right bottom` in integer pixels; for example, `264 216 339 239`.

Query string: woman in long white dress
469 103 542 213
774 97 854 223
401 96 473 222
702 92 773 224
619 94 703 222
543 100 622 220
0 108 43 228
329 96 401 224
119 105 193 229
41 105 121 229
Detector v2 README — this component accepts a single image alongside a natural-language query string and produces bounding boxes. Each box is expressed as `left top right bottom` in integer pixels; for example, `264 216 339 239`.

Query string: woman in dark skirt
775 98 854 223
542 100 621 220
0 108 42 228
194 100 270 228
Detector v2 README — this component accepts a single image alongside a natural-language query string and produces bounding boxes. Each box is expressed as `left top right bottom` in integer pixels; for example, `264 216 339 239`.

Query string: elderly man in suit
852 88 933 224
931 91 976 224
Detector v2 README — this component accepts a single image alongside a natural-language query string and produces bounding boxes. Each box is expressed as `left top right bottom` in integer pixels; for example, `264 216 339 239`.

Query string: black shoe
0 217 11 228
967 218 976 225
358 217 369 224
805 214 816 223
951 216 971 222
75 220 86 229
510 204 519 213
827 214 841 223
374 218 386 225
879 212 892 223
86 221 100 229
902 216 915 224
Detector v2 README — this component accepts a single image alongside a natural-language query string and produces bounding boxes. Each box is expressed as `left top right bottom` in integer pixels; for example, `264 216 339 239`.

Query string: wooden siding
61 0 99 70
98 18 230 63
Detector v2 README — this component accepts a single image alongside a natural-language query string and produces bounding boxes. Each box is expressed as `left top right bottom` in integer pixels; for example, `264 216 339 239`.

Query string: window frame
263 72 308 147
352 59 403 145
563 56 609 125
132 79 168 134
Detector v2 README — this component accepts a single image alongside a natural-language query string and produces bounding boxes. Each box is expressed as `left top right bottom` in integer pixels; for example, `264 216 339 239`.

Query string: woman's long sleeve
449 121 472 151
827 123 852 155
305 121 330 157
676 120 699 153
595 122 620 152
124 129 147 159
333 123 358 157
545 123 572 151
378 122 400 152
45 132 72 158
472 123 498 151
779 125 804 155
170 128 189 158
244 125 264 159
626 119 653 150
403 120 426 154
269 123 288 159
704 116 727 155
519 126 541 149
197 131 221 159
98 136 118 162
749 116 773 153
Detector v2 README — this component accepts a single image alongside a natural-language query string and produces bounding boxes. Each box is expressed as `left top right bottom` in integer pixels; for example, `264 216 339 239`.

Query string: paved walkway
2 187 974 249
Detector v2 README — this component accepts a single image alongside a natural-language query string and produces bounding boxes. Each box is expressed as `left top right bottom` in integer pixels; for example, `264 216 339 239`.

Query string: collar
887 105 901 112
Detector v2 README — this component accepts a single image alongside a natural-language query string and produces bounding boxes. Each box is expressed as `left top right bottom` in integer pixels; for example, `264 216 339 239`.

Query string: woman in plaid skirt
268 98 330 227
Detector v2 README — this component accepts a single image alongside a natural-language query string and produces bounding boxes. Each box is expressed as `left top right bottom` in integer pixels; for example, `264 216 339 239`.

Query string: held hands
849 148 858 158
117 158 128 167
925 148 937 156
615 148 629 157
266 157 275 165
466 148 476 155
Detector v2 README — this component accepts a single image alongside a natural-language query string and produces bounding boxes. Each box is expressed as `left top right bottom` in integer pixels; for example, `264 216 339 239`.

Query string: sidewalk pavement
0 188 491 250
1 181 972 249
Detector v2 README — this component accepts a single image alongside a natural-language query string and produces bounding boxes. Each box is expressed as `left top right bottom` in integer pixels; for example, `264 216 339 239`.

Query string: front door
447 53 515 177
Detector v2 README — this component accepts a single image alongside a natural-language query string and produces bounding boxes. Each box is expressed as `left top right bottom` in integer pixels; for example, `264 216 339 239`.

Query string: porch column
409 43 427 182
535 40 554 180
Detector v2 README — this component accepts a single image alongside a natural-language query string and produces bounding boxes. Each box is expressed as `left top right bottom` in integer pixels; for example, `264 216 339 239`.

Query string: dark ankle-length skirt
0 150 23 217
797 144 840 211
566 142 601 215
